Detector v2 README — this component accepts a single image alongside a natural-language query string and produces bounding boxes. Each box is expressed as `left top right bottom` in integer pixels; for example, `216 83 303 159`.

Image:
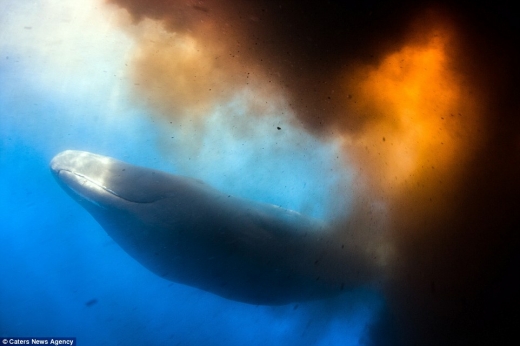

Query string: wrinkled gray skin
50 150 355 305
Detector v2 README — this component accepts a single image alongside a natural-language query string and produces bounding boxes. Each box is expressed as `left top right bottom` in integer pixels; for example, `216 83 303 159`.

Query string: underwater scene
1 1 518 345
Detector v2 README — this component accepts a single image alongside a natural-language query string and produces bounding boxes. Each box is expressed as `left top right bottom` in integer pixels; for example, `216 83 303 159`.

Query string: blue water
0 1 383 344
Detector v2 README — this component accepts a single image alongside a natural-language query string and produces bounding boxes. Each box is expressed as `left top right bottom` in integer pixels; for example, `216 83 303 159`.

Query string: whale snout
50 150 75 179
50 150 185 204
50 150 124 205
50 150 112 175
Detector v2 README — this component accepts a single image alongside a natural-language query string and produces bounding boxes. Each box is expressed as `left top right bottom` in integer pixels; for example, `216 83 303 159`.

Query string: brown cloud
106 0 520 344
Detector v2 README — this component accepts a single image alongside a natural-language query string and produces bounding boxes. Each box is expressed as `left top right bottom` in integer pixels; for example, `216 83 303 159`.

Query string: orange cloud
341 23 482 199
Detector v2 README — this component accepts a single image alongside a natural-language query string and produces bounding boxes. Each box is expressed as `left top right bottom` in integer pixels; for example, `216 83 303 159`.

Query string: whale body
50 150 359 305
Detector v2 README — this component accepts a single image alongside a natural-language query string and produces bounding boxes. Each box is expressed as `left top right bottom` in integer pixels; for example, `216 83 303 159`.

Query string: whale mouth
50 150 179 204
56 169 123 200
51 167 128 209
49 150 140 206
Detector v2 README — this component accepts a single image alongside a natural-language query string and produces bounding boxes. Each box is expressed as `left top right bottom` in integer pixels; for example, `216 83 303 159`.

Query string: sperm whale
50 150 363 305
